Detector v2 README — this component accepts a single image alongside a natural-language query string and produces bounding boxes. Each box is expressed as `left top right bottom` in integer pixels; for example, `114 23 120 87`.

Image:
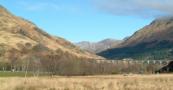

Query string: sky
1 0 171 42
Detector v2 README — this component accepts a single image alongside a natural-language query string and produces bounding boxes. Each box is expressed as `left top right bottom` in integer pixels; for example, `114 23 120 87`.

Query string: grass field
0 74 173 90
0 71 34 77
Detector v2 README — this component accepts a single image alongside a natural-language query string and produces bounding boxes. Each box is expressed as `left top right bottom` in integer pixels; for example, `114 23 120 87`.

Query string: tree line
0 43 166 76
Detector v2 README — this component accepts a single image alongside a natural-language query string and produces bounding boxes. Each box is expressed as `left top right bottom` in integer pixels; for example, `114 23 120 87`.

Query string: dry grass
0 74 173 90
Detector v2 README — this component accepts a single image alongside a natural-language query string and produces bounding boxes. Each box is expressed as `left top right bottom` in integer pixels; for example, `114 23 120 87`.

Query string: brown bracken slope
0 5 102 63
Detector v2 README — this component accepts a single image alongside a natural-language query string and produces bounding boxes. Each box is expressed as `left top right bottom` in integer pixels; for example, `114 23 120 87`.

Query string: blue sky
0 0 155 42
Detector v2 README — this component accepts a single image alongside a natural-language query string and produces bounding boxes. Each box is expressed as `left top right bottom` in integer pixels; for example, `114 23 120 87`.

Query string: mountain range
1 4 173 62
76 39 122 53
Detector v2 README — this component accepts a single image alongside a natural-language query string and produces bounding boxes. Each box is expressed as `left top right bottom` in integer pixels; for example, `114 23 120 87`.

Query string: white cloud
93 0 173 18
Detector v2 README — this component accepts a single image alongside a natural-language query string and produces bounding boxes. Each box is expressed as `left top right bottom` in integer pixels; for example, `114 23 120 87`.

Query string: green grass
0 71 33 77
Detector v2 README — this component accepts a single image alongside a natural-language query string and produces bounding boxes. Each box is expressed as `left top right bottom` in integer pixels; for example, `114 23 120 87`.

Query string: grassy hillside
99 17 173 60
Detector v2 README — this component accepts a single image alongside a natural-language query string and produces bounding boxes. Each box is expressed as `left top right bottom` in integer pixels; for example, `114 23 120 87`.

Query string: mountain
76 39 122 53
99 17 173 60
0 5 101 64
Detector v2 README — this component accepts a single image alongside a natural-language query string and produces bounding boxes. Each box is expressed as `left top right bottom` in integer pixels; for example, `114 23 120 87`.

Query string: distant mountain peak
150 16 173 25
76 39 122 53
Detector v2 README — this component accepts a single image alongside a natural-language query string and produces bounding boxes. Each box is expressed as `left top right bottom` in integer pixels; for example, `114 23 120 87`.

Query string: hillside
99 17 173 60
76 39 122 53
0 5 102 64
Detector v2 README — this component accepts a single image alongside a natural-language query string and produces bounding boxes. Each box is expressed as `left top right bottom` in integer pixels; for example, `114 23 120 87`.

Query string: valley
0 1 173 90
